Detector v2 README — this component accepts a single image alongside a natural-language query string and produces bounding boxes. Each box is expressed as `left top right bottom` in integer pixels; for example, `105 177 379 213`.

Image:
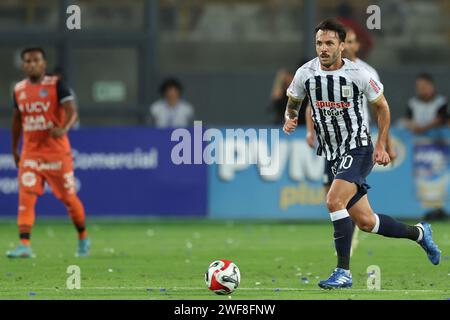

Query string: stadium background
0 0 449 220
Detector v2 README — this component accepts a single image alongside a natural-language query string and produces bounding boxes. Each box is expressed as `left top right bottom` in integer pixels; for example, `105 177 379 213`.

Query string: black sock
19 233 30 240
75 225 85 233
19 224 31 245
374 214 421 241
332 216 354 270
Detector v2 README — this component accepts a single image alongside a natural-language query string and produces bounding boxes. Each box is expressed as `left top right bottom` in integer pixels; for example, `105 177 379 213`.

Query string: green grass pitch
0 219 448 300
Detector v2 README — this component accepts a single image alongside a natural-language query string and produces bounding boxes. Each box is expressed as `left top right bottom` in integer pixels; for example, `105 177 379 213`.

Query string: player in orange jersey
7 47 90 258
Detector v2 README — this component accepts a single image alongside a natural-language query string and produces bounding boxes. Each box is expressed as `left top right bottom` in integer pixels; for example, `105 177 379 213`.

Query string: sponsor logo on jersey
369 79 381 93
315 101 351 108
18 101 51 113
322 108 345 117
23 115 54 132
39 88 49 98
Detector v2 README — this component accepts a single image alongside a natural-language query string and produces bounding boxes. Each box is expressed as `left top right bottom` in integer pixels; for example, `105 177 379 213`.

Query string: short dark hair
160 78 183 96
314 19 347 43
417 73 434 83
21 47 46 60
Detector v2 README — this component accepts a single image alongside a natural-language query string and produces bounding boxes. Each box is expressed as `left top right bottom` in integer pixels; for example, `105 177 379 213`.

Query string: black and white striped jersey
287 58 384 161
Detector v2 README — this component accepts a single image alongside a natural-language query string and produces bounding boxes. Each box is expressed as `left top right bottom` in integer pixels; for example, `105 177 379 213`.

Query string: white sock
370 214 380 233
329 209 350 222
415 224 424 242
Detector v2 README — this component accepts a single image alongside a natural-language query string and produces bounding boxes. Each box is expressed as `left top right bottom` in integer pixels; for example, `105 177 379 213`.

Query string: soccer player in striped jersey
305 27 398 257
283 19 441 289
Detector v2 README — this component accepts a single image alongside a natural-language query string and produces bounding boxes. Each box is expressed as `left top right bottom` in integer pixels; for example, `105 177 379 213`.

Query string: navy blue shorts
323 144 375 209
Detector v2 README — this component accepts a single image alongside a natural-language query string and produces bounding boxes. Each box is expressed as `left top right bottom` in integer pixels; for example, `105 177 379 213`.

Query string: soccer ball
205 259 240 295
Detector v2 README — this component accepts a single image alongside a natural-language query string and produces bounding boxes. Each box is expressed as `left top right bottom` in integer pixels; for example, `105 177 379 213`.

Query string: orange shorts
18 153 77 200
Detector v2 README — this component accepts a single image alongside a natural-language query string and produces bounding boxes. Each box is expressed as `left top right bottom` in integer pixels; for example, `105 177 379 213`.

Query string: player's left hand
373 144 391 166
386 146 397 164
50 127 68 138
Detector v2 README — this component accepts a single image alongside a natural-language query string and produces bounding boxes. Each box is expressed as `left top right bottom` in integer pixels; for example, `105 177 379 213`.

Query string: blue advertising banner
209 127 450 219
2 126 449 220
412 130 450 209
0 128 207 217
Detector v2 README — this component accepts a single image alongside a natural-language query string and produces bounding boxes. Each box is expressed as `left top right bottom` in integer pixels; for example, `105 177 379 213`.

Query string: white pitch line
3 287 446 293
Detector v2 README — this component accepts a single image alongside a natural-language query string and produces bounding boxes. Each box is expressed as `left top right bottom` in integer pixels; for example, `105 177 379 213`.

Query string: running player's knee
355 215 376 232
326 194 346 212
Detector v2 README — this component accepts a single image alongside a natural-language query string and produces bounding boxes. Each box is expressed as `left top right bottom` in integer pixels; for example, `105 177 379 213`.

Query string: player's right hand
12 151 20 168
283 117 298 135
50 127 68 138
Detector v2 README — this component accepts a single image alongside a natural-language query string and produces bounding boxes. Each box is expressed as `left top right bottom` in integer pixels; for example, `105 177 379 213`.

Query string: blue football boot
76 238 90 257
6 244 34 258
318 268 352 289
416 222 441 265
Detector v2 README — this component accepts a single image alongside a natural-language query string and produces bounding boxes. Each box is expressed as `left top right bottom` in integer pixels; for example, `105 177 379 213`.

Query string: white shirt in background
149 99 194 128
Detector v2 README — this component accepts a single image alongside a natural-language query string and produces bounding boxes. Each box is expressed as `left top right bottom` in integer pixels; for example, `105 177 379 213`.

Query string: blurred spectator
270 67 307 126
148 78 195 128
342 28 380 128
401 73 447 135
336 3 374 59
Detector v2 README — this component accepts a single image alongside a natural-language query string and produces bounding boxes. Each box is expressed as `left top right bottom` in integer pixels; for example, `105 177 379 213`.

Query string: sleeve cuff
286 92 303 102
369 90 384 104
60 96 74 104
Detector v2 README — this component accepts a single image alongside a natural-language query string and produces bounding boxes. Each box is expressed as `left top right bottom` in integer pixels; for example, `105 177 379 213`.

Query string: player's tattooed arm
372 94 391 165
283 97 303 134
285 97 302 119
11 108 22 167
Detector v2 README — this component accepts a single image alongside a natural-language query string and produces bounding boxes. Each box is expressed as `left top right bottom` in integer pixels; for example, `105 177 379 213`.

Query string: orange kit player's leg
17 158 45 243
42 154 90 257
6 157 45 258
43 154 89 241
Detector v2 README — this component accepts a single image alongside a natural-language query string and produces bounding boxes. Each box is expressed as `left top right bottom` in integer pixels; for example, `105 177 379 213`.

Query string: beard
28 72 44 82
320 51 340 68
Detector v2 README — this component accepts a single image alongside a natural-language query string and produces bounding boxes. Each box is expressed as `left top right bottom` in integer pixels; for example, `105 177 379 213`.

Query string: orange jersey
13 76 74 156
